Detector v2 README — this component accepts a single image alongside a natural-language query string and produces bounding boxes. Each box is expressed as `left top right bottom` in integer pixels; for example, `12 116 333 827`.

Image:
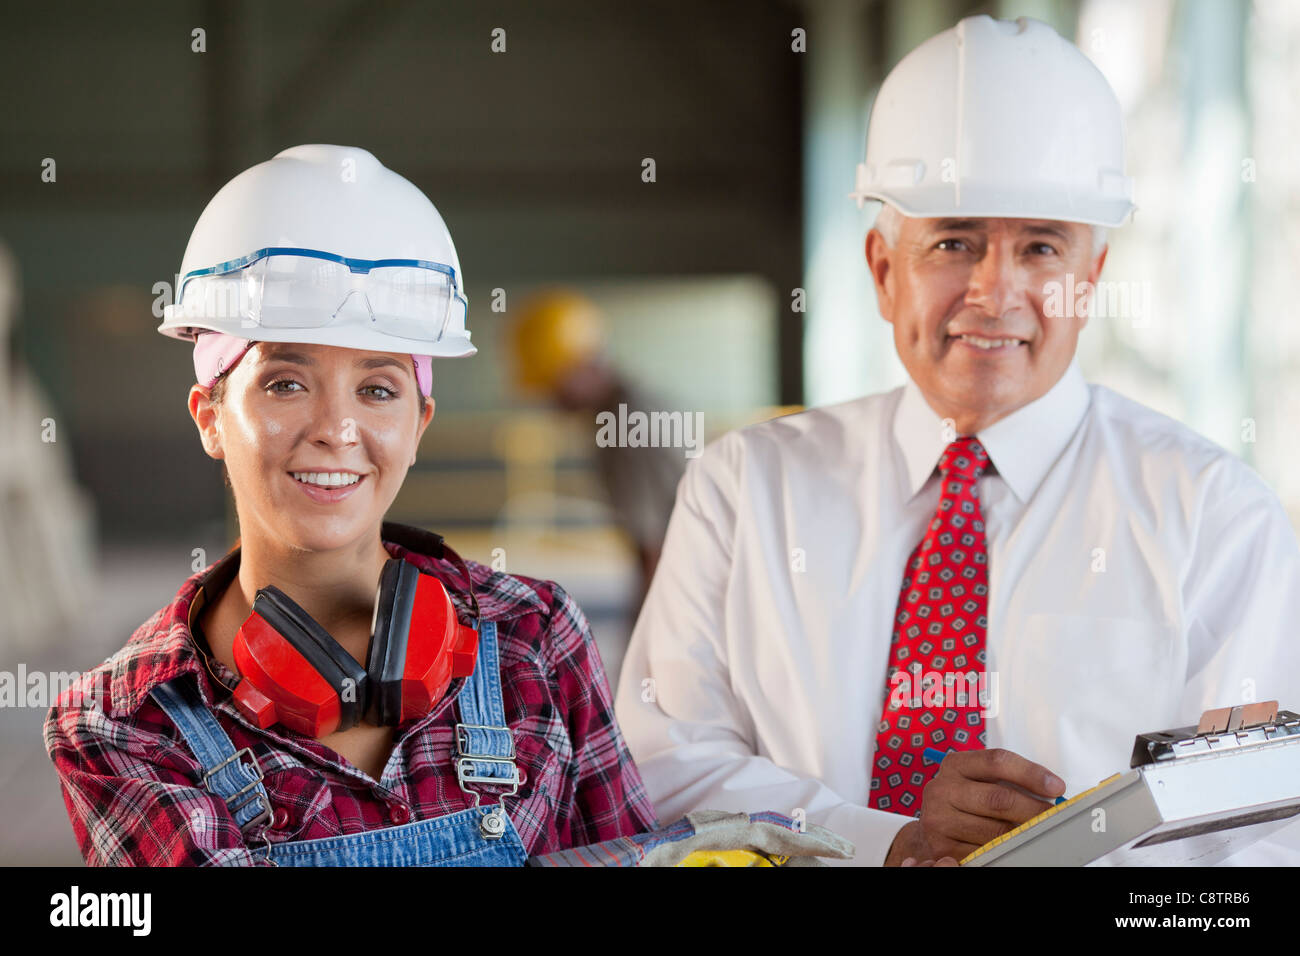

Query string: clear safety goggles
175 247 465 343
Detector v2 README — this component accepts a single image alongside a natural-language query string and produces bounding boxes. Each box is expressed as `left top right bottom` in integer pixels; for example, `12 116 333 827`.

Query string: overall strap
453 620 521 799
150 677 273 836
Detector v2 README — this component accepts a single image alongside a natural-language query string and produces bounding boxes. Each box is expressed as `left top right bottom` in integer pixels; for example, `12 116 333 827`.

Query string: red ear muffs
230 558 480 737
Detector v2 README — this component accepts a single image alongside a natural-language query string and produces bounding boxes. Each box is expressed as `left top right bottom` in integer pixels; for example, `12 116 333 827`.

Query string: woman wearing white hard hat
43 145 661 865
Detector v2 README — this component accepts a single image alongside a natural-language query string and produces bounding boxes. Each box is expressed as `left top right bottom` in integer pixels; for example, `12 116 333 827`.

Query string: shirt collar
108 522 545 718
893 358 1091 503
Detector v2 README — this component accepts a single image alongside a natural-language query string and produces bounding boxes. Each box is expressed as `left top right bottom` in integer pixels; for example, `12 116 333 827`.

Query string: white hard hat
158 144 474 358
850 15 1136 228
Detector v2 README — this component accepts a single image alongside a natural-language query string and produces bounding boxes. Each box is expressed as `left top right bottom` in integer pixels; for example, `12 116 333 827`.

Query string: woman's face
190 342 435 553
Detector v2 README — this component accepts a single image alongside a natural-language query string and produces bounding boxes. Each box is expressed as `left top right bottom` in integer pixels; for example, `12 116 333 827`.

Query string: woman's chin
271 507 377 551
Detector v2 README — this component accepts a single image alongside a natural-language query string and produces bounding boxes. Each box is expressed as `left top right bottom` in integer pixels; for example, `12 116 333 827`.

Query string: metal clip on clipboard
1131 701 1300 765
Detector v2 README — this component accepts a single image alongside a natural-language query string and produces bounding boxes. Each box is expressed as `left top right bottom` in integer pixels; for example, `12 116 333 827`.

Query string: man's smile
946 333 1028 354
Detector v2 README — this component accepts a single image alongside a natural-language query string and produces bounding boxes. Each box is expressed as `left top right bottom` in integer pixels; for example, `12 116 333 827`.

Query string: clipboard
961 702 1300 866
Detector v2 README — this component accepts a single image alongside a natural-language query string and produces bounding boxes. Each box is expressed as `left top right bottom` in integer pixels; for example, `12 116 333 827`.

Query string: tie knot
939 436 989 483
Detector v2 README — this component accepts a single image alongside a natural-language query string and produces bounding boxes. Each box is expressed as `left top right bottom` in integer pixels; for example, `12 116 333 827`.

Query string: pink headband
193 332 433 397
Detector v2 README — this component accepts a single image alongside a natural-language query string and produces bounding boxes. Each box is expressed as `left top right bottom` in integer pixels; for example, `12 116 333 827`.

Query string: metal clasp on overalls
202 745 273 833
201 745 277 863
454 722 520 840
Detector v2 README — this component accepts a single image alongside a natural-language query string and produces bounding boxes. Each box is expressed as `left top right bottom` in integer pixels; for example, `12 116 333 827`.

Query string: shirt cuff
815 803 913 867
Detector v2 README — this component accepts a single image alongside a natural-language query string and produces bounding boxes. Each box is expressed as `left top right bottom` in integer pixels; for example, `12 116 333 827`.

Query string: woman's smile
287 470 369 504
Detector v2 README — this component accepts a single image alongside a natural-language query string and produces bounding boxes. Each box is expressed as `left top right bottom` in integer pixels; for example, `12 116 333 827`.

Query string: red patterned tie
869 435 990 816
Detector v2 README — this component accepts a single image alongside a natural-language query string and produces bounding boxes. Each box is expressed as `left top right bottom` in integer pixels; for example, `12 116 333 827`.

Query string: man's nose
964 240 1022 316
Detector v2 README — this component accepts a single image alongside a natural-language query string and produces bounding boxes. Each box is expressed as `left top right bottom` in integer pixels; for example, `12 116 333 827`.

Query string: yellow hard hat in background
509 289 606 394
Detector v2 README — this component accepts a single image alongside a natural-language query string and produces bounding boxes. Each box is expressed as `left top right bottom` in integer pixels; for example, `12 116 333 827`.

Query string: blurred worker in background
509 289 685 604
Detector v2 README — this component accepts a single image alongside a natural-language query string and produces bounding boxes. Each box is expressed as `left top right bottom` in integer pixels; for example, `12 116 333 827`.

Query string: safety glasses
175 247 465 343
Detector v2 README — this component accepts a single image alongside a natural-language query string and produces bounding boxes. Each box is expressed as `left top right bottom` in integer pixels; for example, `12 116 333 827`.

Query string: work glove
526 809 855 867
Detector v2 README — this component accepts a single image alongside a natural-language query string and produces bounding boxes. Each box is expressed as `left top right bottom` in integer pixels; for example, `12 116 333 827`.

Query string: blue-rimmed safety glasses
175 247 466 343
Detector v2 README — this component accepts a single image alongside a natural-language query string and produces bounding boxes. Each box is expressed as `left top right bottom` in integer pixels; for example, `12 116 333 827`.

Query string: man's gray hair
872 203 1107 258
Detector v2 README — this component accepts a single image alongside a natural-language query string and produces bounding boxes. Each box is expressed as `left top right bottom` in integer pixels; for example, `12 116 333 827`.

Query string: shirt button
389 803 411 825
272 808 290 830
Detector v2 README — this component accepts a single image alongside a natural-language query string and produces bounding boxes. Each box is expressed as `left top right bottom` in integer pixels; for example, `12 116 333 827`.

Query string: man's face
865 216 1106 433
190 342 434 553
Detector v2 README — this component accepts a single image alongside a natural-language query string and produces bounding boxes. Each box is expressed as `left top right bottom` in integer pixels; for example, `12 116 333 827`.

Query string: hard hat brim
851 185 1136 230
157 312 476 358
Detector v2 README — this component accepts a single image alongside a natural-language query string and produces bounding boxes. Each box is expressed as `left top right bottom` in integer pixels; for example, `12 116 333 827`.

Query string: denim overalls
149 620 528 866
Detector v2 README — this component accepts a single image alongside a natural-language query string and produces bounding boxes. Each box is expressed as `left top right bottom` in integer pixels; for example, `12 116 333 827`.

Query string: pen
923 747 1066 804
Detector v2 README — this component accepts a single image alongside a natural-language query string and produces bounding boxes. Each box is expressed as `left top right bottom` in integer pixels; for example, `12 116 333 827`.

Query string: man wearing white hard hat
615 15 1300 866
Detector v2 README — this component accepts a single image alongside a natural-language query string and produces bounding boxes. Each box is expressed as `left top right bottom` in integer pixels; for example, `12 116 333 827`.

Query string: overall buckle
202 746 273 835
453 722 521 814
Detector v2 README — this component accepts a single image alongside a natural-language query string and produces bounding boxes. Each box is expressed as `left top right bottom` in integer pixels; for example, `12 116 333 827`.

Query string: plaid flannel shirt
43 522 658 866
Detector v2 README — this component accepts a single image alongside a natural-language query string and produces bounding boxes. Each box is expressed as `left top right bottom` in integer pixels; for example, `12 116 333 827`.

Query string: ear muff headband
367 559 419 726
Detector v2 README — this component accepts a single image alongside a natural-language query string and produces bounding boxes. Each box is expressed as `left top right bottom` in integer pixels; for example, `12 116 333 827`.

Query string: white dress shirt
614 358 1300 865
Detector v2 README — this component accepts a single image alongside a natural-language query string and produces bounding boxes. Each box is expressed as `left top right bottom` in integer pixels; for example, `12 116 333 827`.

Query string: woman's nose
305 391 360 446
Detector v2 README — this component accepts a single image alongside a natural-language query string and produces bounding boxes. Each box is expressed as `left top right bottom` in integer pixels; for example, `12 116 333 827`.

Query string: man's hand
901 856 959 867
883 748 1065 866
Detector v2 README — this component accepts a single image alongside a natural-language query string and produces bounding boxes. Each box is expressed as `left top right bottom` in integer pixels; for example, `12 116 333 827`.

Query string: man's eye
936 238 969 251
1028 242 1059 256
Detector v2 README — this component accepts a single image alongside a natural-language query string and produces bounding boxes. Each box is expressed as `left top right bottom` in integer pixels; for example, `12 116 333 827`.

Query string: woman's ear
188 384 224 460
412 396 435 465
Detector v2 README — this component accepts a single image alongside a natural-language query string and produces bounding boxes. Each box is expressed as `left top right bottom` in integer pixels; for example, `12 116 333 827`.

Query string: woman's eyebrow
260 349 316 365
356 356 409 376
260 350 409 376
